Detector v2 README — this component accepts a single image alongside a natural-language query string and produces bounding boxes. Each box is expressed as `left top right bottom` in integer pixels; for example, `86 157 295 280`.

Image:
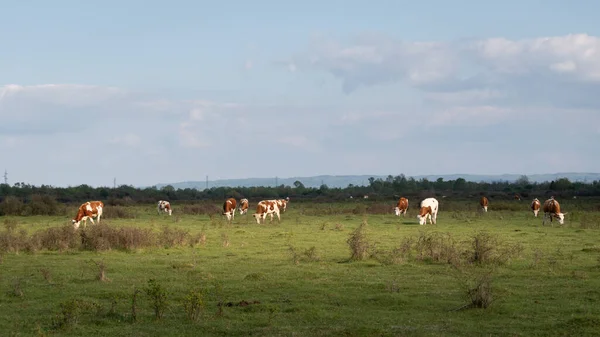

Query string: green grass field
2 199 600 336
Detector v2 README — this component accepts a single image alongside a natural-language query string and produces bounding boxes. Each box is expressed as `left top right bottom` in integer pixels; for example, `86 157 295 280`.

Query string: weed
10 277 24 297
183 288 204 322
39 268 52 284
414 231 462 266
145 279 169 320
453 270 495 311
221 233 230 247
131 288 141 323
347 220 372 261
90 259 109 282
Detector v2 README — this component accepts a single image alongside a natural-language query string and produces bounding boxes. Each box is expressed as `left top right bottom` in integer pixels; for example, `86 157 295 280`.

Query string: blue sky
1 1 599 187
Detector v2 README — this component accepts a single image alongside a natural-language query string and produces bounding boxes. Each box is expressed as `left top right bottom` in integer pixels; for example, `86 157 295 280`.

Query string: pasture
1 198 600 336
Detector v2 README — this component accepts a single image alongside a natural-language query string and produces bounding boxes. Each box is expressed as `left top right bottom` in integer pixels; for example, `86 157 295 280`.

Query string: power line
3 169 7 185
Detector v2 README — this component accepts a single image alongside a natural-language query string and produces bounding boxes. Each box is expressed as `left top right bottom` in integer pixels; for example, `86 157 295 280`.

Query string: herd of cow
394 195 567 226
69 195 567 229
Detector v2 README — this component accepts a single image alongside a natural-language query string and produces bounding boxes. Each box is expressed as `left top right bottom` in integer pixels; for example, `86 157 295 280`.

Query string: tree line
1 174 598 213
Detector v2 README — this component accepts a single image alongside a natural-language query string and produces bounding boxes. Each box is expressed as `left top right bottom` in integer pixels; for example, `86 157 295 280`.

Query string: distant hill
153 172 600 190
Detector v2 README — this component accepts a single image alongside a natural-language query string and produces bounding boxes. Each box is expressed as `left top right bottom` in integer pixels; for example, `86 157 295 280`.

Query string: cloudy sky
1 0 599 187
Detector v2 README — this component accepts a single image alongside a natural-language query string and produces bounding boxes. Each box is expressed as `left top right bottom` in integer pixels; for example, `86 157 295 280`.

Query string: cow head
393 207 401 216
553 212 567 224
253 213 264 224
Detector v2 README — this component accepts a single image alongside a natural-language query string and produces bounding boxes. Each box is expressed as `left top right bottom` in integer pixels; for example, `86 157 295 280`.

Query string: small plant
52 299 81 330
347 220 371 261
11 277 24 297
452 271 495 311
183 288 205 322
467 273 494 309
303 246 320 262
39 268 52 284
131 288 141 323
145 279 168 320
221 233 230 247
213 280 225 317
288 245 300 265
90 259 109 282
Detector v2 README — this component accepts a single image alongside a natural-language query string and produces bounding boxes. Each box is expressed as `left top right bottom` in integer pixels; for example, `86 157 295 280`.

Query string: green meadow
1 198 600 336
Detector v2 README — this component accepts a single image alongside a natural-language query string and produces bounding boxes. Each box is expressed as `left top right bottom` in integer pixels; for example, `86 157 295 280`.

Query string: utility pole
275 176 278 187
113 177 116 189
3 169 7 185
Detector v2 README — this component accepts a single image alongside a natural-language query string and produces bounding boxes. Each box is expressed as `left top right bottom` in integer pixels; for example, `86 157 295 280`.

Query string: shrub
24 194 65 216
414 231 462 266
347 221 372 261
0 196 24 216
145 279 169 320
183 289 204 322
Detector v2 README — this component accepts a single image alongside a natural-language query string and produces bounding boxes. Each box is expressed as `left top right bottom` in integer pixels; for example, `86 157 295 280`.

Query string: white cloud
291 33 600 98
3 30 600 188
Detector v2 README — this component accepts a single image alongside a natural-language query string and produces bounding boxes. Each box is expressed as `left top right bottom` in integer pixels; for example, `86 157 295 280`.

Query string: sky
1 0 600 187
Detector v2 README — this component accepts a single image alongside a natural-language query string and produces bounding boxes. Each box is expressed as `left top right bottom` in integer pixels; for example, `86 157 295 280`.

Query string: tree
293 180 305 189
516 175 530 186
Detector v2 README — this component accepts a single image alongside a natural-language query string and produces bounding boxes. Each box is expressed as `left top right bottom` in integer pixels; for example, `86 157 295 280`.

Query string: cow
223 198 237 222
531 198 541 217
480 196 489 212
238 198 249 215
417 197 439 225
157 200 172 216
276 197 290 213
72 201 104 229
514 194 522 201
253 200 281 224
394 197 409 216
543 197 567 225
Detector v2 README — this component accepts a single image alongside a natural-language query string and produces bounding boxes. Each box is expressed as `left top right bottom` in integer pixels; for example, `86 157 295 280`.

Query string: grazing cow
223 198 237 222
417 198 439 225
253 200 281 224
157 200 172 216
531 198 541 217
480 196 489 212
238 198 249 215
543 197 567 225
514 194 522 201
72 201 104 229
276 197 290 213
394 197 409 216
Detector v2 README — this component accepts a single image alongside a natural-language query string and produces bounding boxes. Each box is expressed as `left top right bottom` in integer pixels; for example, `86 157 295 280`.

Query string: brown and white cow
223 198 237 222
543 197 567 225
531 198 541 217
72 201 104 229
276 197 290 213
480 196 489 212
238 198 249 215
253 200 280 224
514 194 522 201
417 198 439 225
394 197 409 216
157 200 172 216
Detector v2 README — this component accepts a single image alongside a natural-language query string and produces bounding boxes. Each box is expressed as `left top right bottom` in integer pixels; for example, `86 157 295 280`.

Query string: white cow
157 200 172 216
417 197 439 225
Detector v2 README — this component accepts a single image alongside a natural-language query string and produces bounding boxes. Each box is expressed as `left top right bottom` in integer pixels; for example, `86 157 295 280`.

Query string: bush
0 196 24 216
347 221 372 261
